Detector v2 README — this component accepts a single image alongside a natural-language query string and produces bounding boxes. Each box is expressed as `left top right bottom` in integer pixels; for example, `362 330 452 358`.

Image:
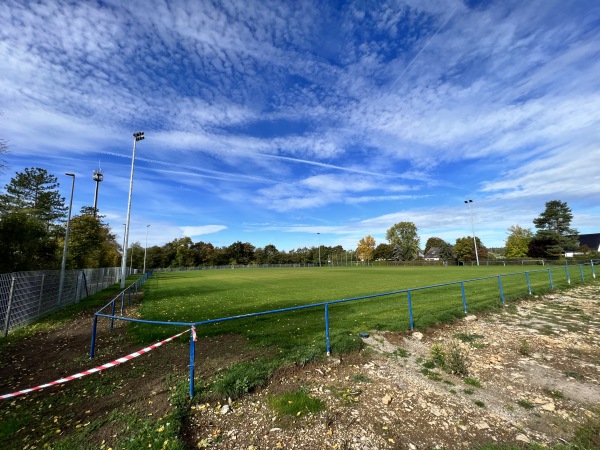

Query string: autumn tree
357 235 376 263
454 236 488 262
374 243 392 260
386 221 420 261
530 200 579 258
505 225 533 258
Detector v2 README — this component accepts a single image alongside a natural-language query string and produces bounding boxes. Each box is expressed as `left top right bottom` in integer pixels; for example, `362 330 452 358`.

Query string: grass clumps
424 340 471 377
207 359 277 400
268 389 325 417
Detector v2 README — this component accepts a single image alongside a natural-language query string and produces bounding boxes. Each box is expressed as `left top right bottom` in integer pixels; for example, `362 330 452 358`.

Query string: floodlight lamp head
133 131 145 141
93 169 104 182
65 172 75 177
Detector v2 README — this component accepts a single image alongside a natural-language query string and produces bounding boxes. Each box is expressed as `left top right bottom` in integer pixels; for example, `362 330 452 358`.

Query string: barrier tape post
1 328 189 401
189 326 197 398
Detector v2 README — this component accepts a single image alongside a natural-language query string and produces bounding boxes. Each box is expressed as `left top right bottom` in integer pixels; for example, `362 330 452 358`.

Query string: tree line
0 166 594 274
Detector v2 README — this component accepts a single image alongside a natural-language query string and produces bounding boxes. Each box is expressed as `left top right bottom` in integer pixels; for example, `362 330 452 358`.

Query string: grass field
133 264 593 354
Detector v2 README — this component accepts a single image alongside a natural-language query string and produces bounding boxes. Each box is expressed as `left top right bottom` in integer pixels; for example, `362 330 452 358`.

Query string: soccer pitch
134 264 587 351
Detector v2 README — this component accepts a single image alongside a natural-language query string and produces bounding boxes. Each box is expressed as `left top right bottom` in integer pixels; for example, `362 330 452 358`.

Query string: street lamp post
143 224 150 273
58 173 76 304
317 232 321 267
464 199 480 266
121 131 144 288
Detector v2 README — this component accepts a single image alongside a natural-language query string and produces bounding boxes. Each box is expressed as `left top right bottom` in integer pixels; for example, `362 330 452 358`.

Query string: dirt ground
0 284 599 449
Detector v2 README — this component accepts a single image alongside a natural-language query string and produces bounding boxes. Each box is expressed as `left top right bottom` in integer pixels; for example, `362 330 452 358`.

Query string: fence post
37 274 45 317
548 268 554 289
578 264 584 282
90 315 98 358
189 327 196 399
324 303 331 356
525 272 531 295
407 290 414 330
82 271 89 298
110 298 116 330
3 276 16 338
565 263 570 284
121 291 125 316
460 282 467 314
497 276 505 305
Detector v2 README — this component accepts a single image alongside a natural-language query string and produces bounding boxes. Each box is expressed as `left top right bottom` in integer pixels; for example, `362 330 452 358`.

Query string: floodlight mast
464 199 480 266
92 166 103 216
58 173 76 304
120 131 144 288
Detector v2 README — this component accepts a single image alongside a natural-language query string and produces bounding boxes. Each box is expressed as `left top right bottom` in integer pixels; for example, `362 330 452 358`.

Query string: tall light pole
121 131 144 288
464 199 480 266
58 173 76 304
317 232 321 267
143 224 150 273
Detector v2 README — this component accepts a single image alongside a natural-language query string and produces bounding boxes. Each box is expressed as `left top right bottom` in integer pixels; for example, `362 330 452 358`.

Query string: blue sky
1 0 599 252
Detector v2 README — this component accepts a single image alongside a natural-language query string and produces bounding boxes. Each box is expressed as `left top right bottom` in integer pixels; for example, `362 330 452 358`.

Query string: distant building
578 233 600 252
424 247 441 261
565 233 600 257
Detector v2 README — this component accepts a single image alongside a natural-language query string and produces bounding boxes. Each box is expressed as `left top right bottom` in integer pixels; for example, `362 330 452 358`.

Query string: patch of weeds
351 373 372 383
334 387 362 405
421 367 442 381
517 399 534 409
449 389 457 395
208 359 277 400
537 324 555 335
563 370 584 380
504 304 518 315
504 404 514 411
473 400 486 408
571 413 600 449
454 333 485 344
330 331 364 354
392 348 409 358
518 339 531 356
429 343 446 367
463 388 475 395
268 389 325 417
422 359 436 369
464 377 481 388
543 389 564 399
445 340 470 376
284 344 323 367
443 380 455 386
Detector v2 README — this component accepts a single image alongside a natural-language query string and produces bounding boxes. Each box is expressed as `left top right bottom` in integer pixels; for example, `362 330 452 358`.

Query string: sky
1 0 599 253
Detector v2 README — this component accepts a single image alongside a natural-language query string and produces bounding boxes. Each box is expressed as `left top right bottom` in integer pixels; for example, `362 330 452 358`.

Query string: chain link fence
0 267 124 337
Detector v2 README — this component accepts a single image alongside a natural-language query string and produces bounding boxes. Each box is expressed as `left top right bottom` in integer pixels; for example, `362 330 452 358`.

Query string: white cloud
180 225 228 237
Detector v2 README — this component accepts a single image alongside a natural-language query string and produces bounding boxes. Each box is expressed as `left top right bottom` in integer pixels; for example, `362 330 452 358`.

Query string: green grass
267 389 325 416
134 265 590 349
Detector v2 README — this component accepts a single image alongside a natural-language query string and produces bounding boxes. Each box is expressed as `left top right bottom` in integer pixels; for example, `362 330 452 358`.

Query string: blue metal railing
90 262 597 398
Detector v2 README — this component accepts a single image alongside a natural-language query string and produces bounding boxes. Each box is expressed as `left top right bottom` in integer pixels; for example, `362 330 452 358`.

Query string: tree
531 200 579 258
373 243 392 260
439 242 454 262
424 237 447 255
0 167 67 225
386 221 420 261
454 236 488 262
67 208 120 268
505 225 533 258
0 211 59 272
357 235 375 263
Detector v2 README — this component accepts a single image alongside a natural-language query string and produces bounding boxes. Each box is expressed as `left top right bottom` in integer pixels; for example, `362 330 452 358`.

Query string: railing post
90 314 98 358
592 260 596 279
565 263 571 284
3 276 16 338
548 268 554 289
325 303 331 356
525 272 531 295
189 327 196 399
460 282 467 314
110 297 116 330
498 276 505 305
407 290 414 330
121 291 125 316
579 264 584 282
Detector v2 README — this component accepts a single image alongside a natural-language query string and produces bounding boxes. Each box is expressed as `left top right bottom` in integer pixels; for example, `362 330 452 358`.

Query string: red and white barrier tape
0 328 192 401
